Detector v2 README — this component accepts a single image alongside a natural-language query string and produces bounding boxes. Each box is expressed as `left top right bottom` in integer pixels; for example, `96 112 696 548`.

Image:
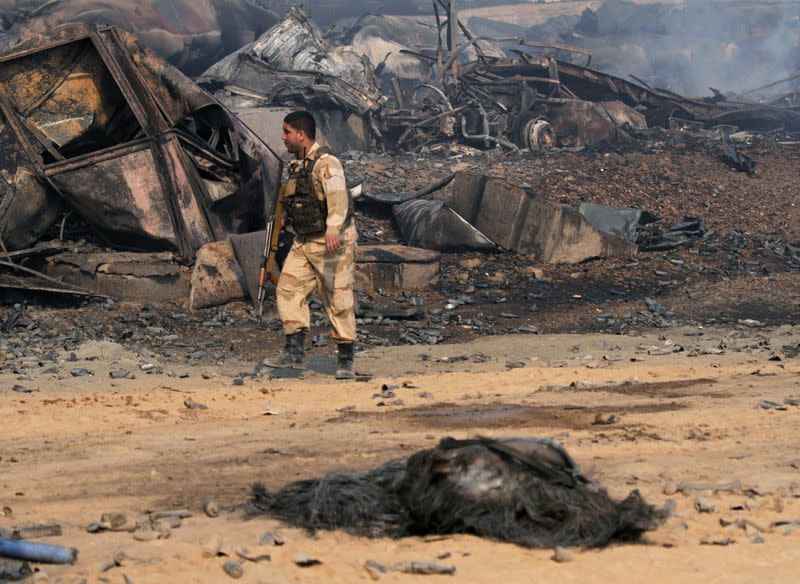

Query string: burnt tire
512 112 555 150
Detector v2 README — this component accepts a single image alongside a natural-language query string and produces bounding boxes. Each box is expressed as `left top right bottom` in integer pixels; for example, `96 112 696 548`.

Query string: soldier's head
282 111 316 156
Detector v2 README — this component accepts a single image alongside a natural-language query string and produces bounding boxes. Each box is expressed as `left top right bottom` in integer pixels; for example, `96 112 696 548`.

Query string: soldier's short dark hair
284 111 316 139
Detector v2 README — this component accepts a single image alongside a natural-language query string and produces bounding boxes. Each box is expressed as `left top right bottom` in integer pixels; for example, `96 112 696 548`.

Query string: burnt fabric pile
249 436 666 548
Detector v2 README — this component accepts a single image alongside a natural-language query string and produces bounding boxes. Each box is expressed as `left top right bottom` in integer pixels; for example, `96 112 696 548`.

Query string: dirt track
2 324 800 583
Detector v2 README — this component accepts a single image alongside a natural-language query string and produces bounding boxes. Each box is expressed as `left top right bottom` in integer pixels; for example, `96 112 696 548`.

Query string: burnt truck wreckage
376 37 800 150
195 3 800 154
0 24 282 298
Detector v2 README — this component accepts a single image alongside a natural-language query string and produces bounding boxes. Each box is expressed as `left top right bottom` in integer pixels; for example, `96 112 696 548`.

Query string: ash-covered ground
4 132 798 379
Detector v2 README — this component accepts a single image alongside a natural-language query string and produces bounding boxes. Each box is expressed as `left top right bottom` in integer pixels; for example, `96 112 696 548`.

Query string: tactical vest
284 147 353 237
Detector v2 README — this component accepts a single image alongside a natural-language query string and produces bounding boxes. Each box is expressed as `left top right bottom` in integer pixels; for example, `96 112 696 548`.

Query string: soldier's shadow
305 354 338 376
267 355 337 379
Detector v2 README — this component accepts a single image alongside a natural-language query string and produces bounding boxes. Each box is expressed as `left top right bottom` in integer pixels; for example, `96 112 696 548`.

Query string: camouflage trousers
276 238 357 342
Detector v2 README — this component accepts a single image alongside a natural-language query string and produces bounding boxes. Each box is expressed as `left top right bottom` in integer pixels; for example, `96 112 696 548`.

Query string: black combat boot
264 331 306 369
335 342 355 380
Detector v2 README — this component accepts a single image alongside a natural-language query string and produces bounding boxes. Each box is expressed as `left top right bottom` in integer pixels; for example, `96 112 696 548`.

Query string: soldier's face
282 123 304 155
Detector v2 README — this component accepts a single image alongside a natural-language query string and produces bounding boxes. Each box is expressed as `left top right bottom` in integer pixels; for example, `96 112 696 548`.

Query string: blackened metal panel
158 135 215 252
0 167 64 250
48 144 179 251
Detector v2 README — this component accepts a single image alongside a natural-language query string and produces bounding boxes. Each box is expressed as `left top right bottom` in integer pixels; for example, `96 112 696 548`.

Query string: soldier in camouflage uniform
265 111 357 379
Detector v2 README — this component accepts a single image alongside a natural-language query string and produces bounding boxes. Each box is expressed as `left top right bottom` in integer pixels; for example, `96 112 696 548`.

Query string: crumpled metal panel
47 144 179 251
0 24 282 260
579 203 655 242
393 199 496 252
200 8 383 116
0 166 64 249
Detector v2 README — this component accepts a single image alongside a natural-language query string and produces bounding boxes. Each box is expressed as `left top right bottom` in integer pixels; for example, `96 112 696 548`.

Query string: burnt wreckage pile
376 41 800 151
190 4 800 155
0 24 281 300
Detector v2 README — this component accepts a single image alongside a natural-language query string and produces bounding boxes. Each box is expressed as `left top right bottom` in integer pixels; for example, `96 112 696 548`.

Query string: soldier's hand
325 233 341 253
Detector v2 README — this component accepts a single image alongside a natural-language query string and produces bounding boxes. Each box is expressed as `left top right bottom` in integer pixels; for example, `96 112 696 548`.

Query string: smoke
530 0 800 97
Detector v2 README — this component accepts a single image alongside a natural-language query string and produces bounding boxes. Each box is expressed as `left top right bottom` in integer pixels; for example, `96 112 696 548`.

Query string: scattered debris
675 481 741 495
223 559 244 579
722 135 756 175
99 550 128 573
0 557 31 582
592 414 620 426
0 538 77 564
700 536 734 546
203 537 227 559
0 303 25 333
259 532 285 547
392 561 456 575
11 525 62 540
579 204 659 243
638 218 710 252
235 547 271 563
551 546 574 563
293 555 323 568
694 498 718 514
757 400 788 411
365 559 390 579
184 399 209 410
204 498 220 518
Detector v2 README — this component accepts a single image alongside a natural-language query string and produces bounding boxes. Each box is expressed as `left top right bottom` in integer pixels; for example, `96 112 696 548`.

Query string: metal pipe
0 538 78 564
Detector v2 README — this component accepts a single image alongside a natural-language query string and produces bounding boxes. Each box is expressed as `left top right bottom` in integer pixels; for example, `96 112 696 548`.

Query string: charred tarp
0 24 282 261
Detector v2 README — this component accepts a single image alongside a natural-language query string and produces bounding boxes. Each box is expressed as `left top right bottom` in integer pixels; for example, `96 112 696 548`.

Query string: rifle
257 162 286 319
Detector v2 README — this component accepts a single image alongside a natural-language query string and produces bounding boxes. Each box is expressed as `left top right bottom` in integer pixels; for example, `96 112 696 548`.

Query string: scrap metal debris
0 537 77 564
200 8 383 118
579 203 659 243
638 218 710 252
722 135 757 175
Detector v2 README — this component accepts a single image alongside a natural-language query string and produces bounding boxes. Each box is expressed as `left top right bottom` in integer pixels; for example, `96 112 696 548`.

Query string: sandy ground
2 324 800 583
